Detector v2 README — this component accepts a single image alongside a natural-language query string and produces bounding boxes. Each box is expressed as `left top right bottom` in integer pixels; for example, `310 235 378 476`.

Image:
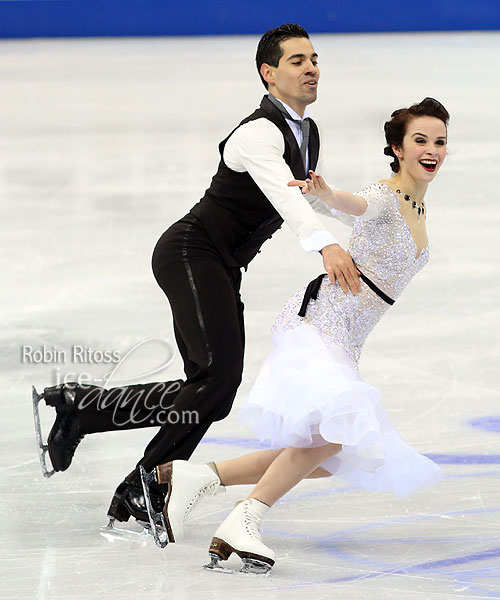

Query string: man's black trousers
73 214 245 472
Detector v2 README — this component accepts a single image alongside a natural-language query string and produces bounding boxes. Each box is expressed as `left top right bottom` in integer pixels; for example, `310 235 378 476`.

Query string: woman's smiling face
394 116 448 182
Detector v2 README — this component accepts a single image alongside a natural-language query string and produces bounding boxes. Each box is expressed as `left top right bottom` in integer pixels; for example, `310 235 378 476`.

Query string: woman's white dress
238 183 442 497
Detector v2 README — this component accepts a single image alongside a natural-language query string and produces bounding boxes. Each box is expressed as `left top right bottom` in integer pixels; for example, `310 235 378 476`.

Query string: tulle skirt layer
238 324 442 497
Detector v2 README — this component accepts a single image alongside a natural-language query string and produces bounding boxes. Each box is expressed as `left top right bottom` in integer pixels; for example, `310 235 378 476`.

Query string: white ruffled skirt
238 324 442 497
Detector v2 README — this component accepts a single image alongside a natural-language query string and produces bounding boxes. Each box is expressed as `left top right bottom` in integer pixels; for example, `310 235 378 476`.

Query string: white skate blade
99 518 152 544
32 386 55 478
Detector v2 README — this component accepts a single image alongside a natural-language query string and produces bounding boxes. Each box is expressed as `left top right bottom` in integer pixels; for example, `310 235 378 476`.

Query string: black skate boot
102 470 166 540
43 382 79 408
47 405 84 472
32 384 86 477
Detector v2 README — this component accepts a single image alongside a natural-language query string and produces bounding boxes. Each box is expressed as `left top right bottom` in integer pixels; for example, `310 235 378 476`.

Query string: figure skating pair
31 24 448 575
141 97 449 574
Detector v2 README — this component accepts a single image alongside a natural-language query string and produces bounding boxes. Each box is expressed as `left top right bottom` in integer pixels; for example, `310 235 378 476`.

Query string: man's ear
260 63 275 87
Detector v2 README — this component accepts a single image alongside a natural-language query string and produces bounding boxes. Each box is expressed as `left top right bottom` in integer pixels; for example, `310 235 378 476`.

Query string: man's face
262 37 320 116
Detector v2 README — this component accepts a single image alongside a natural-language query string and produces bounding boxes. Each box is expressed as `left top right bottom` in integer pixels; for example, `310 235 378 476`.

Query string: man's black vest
189 95 320 270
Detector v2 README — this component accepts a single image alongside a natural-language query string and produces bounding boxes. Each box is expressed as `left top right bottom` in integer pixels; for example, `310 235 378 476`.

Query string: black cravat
268 94 310 172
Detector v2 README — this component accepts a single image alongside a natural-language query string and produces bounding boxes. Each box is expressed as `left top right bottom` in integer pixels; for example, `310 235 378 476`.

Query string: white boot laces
183 479 219 520
242 503 263 540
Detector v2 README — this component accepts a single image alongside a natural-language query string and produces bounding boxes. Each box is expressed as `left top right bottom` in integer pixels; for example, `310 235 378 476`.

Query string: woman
141 97 449 574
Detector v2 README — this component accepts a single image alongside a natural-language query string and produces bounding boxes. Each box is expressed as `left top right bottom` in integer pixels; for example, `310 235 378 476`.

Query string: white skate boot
141 460 224 546
204 498 275 575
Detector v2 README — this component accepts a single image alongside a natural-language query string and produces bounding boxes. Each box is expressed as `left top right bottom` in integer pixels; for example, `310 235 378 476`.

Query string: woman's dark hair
256 23 309 89
384 97 450 173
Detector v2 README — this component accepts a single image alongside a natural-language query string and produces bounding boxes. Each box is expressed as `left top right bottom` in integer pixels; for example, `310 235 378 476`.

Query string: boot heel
209 537 233 561
156 462 172 485
43 385 65 407
107 483 131 522
43 384 77 408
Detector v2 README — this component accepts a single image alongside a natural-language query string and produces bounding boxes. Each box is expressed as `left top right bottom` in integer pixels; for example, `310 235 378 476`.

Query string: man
33 23 360 529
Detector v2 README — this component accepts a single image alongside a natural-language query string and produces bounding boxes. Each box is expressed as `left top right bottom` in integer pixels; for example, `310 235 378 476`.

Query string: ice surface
1 31 499 599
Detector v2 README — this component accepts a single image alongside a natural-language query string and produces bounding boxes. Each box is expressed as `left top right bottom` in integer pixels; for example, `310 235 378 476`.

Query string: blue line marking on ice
426 453 500 465
412 547 500 570
468 415 500 433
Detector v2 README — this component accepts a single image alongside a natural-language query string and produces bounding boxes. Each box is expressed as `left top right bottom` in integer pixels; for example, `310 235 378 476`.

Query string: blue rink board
0 0 500 38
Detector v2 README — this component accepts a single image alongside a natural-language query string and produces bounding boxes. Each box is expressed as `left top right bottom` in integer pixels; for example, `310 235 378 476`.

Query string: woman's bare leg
247 444 342 506
216 448 332 486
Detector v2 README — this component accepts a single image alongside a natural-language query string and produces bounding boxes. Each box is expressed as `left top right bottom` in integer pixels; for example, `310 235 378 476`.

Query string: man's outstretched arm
223 119 360 294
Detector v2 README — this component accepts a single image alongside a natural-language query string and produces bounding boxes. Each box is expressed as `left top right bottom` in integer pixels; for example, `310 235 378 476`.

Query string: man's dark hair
256 23 309 89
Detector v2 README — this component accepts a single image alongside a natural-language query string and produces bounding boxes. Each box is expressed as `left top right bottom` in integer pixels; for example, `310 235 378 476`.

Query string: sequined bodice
272 183 429 367
349 183 429 299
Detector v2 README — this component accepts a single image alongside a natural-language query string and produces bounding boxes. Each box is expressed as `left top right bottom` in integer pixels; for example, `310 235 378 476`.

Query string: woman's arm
288 171 367 217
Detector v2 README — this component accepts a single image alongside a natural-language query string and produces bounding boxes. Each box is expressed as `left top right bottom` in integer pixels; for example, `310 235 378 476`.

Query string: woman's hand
288 170 334 204
289 172 368 216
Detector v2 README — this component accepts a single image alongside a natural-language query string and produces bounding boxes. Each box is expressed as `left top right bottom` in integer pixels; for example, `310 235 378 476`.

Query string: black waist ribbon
297 270 395 318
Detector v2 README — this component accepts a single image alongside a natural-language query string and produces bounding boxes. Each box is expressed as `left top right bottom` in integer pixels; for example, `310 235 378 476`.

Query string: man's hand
321 244 361 294
288 170 334 205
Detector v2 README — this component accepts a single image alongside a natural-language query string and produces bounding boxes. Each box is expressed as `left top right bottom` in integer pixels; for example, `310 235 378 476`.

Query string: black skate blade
99 517 152 544
139 465 169 549
32 386 55 478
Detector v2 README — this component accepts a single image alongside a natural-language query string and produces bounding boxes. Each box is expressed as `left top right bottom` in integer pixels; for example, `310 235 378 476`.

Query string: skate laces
242 503 263 540
184 479 219 520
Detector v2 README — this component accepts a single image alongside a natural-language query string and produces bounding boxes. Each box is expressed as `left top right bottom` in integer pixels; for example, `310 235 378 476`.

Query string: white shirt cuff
300 230 339 253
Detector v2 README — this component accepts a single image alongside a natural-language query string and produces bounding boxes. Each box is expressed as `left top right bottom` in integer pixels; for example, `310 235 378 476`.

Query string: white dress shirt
223 97 340 253
273 98 313 172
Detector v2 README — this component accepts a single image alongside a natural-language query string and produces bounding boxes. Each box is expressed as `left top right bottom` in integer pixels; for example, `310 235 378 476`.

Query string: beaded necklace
396 189 425 223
